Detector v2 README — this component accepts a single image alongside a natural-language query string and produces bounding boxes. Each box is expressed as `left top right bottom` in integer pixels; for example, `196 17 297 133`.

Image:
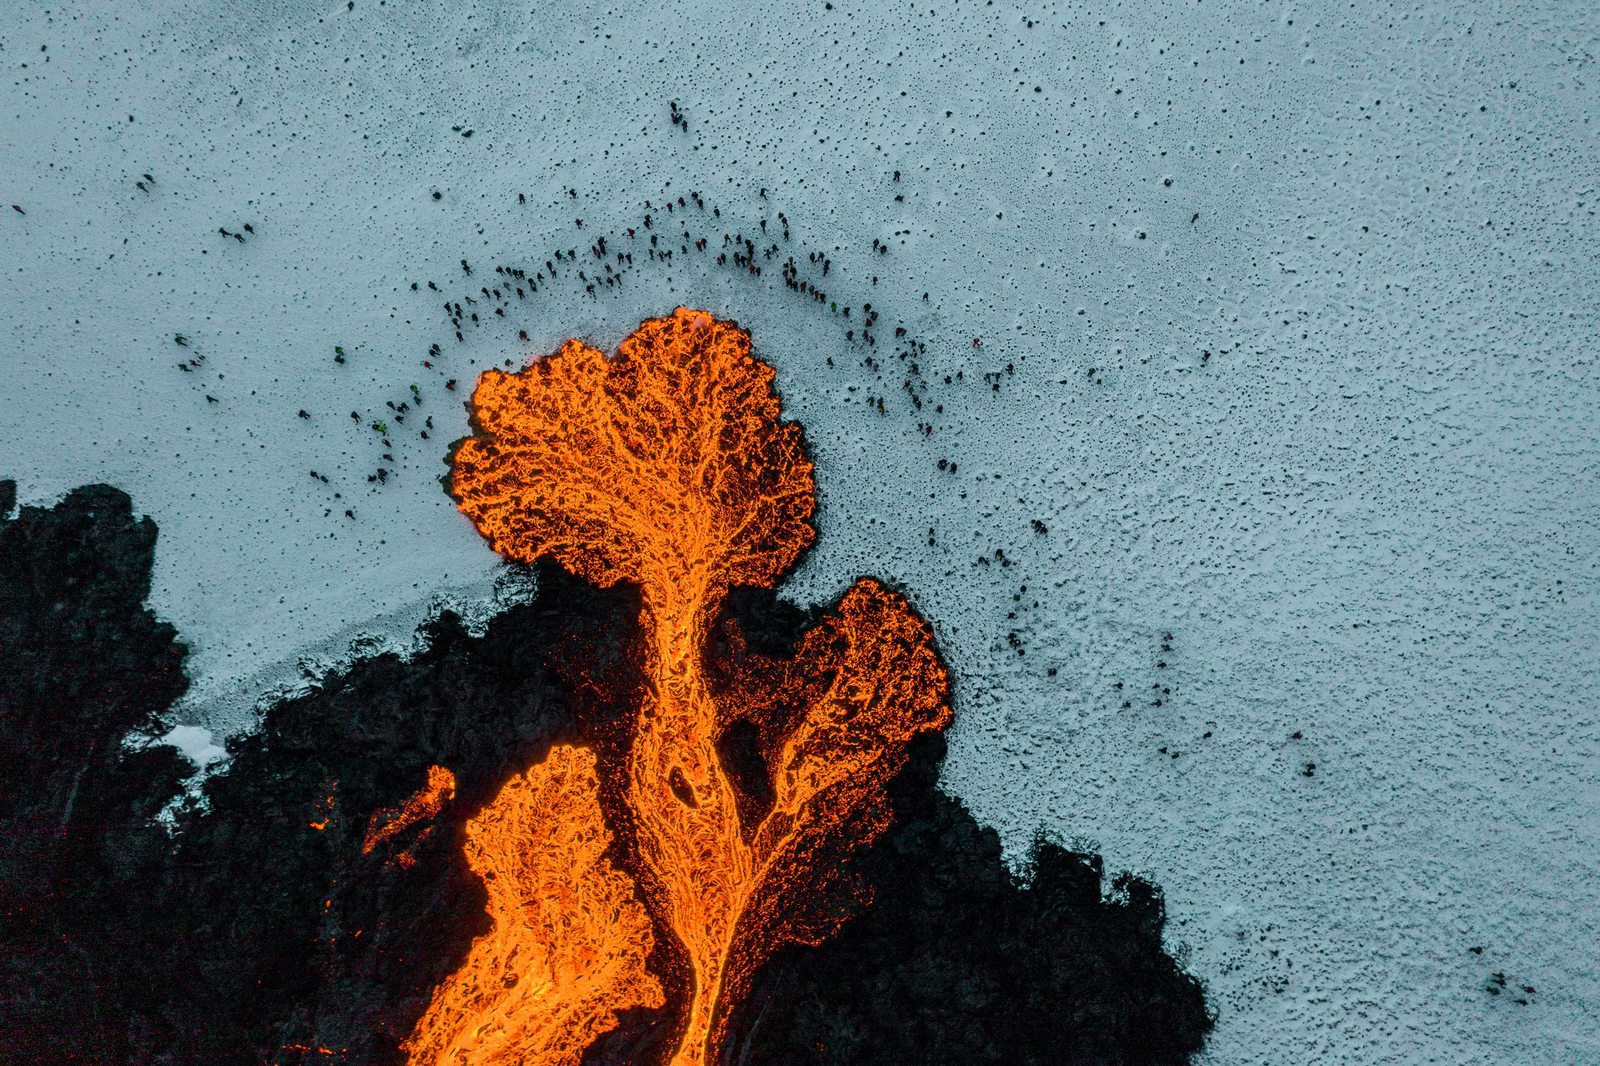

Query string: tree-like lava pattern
424 308 952 1066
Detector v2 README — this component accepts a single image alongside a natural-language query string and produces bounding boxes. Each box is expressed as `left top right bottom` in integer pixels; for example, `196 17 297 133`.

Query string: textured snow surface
4 0 1598 1061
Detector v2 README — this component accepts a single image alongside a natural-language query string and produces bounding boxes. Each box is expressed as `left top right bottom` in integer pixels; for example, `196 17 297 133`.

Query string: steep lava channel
422 308 951 1065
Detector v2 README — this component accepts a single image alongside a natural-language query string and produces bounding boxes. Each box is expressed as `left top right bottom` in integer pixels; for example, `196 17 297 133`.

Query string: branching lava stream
420 308 951 1065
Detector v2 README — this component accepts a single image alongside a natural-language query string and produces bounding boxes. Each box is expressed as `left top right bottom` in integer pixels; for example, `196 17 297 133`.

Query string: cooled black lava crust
0 481 1211 1066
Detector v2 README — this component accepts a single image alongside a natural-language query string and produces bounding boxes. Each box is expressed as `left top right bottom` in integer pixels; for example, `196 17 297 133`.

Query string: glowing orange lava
403 745 664 1066
429 308 952 1065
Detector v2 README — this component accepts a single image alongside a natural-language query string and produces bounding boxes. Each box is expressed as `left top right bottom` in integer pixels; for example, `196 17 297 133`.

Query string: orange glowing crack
439 308 952 1065
309 784 338 831
403 745 664 1066
364 765 456 867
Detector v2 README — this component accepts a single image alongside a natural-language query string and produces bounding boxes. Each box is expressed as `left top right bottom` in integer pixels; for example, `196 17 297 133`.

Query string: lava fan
431 308 952 1065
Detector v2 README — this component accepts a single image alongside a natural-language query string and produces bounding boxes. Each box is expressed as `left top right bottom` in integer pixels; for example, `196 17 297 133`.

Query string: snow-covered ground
5 0 1597 1061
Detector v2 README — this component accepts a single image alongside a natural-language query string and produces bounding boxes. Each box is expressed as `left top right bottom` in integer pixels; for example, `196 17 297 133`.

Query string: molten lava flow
442 308 952 1066
403 745 664 1066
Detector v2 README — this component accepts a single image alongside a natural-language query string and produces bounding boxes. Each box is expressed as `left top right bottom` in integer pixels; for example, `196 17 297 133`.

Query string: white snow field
4 0 1597 1061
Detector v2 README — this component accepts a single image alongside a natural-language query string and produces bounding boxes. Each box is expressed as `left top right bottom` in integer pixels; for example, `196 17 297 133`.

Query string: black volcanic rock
0 483 193 1065
0 482 188 816
0 482 644 1065
719 734 1213 1066
0 483 1211 1066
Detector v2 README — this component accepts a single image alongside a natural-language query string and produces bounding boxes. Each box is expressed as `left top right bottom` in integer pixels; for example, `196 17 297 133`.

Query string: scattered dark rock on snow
0 483 1211 1065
